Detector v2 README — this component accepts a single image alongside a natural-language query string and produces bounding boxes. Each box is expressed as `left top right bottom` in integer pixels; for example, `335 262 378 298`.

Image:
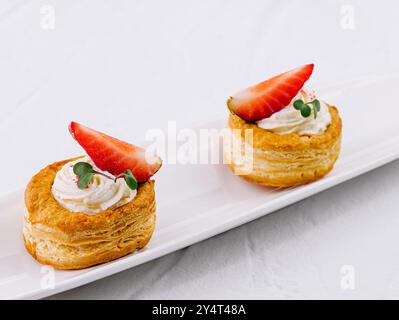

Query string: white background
1 0 399 299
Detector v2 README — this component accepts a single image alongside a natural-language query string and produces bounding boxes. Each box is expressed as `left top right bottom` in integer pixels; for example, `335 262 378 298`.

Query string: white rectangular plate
1 75 399 299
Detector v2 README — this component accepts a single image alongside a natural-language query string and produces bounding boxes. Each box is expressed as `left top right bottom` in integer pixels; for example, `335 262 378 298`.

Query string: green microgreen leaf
294 98 321 119
73 162 93 176
313 105 318 119
300 105 311 118
309 99 320 119
312 99 321 112
73 161 139 191
77 172 93 190
293 99 304 110
124 170 138 190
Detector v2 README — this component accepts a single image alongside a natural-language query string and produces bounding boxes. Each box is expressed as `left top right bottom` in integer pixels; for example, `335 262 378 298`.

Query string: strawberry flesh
69 122 161 182
228 64 314 122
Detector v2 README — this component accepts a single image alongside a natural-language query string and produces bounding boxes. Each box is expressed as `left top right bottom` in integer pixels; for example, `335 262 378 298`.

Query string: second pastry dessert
225 64 342 187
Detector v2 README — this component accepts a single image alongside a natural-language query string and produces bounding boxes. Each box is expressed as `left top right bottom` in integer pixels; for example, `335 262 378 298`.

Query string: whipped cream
257 90 331 135
51 157 137 214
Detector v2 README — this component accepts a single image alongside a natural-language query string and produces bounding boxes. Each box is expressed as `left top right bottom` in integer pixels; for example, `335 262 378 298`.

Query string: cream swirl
257 90 331 135
51 157 137 214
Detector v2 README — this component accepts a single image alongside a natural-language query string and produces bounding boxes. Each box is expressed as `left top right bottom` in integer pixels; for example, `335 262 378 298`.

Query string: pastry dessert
225 64 342 187
23 122 162 270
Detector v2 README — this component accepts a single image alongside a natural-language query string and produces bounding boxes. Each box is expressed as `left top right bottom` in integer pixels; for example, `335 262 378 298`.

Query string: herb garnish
73 162 138 191
293 99 321 119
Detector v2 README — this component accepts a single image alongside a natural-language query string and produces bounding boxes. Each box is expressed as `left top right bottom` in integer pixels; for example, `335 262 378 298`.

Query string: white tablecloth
1 0 399 299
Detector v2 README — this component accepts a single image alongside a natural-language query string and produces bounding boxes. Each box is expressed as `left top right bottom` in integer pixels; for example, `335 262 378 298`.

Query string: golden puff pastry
23 158 156 270
225 105 342 187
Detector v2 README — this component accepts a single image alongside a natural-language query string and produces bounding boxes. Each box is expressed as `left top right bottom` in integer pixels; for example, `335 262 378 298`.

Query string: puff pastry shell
23 158 156 270
225 105 342 187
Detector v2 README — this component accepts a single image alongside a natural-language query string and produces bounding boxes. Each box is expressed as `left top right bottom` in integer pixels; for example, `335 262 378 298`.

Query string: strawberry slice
227 64 314 122
69 122 162 182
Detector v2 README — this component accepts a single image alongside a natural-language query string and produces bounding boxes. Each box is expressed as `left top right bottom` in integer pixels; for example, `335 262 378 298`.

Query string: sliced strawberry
69 122 162 182
227 64 314 122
